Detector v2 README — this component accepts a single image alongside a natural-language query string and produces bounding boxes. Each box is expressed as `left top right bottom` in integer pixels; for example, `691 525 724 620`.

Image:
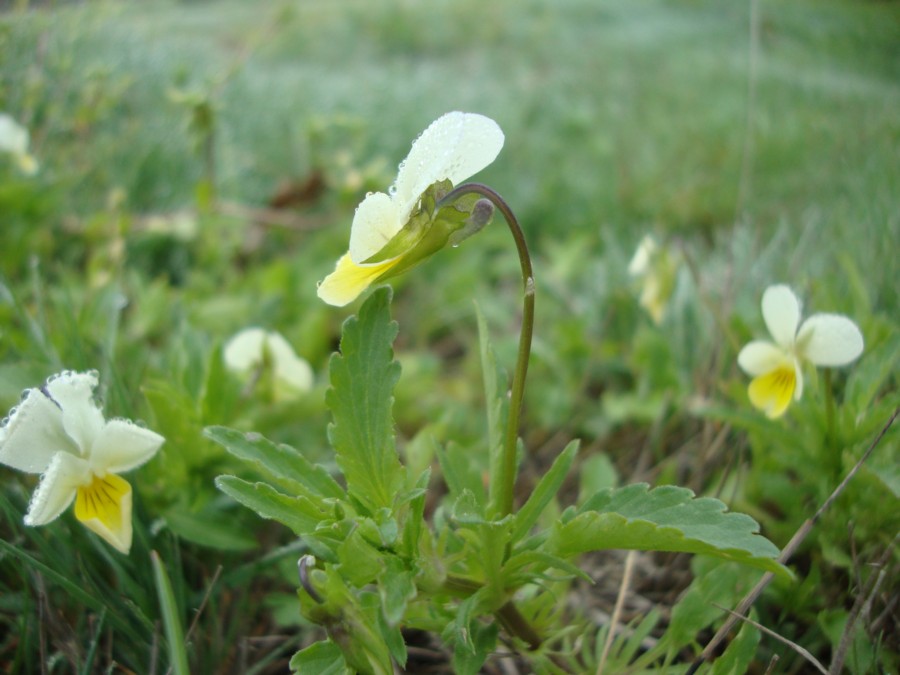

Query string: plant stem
439 183 535 518
823 368 840 480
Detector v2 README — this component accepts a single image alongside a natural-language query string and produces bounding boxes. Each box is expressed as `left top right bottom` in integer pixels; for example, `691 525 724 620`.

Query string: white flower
0 371 164 553
224 328 314 399
628 234 677 324
737 284 864 418
0 113 39 175
317 111 505 306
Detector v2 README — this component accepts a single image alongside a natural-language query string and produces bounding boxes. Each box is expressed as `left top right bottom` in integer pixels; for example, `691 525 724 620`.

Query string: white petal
23 452 90 526
266 332 314 392
393 111 504 214
737 340 789 376
628 235 656 276
0 113 30 155
223 327 267 373
796 314 864 367
45 371 105 456
348 191 402 263
89 419 164 474
761 285 801 349
0 387 75 473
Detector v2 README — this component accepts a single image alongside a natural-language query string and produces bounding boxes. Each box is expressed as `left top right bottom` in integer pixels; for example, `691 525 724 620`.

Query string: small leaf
379 556 417 626
215 475 328 535
289 640 350 674
510 440 579 543
326 287 405 514
551 484 788 577
205 426 344 500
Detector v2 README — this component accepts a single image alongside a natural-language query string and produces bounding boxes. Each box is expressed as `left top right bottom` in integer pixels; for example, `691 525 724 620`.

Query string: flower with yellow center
0 371 164 553
317 111 504 306
627 234 678 325
737 285 864 418
223 327 314 400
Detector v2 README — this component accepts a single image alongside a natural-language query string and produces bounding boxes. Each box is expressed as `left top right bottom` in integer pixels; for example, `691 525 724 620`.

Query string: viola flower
224 328 314 400
0 371 164 553
628 234 678 324
737 284 864 418
317 111 505 306
0 113 38 175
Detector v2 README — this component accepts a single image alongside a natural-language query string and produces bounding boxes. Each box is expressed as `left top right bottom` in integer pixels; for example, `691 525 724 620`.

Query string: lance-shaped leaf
206 425 345 500
215 475 330 535
326 287 405 514
549 484 788 577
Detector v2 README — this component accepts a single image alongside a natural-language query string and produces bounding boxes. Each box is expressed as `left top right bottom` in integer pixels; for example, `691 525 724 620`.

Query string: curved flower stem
439 183 535 517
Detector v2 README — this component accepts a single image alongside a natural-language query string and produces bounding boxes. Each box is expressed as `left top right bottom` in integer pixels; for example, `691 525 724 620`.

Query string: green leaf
711 614 761 675
205 425 345 500
474 301 509 513
436 440 487 505
379 556 417 626
163 507 257 551
550 484 788 577
326 287 405 513
151 551 190 675
510 440 579 543
215 475 329 535
289 640 350 674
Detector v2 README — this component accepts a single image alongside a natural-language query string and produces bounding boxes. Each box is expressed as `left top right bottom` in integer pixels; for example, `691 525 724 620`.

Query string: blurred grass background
1 0 898 672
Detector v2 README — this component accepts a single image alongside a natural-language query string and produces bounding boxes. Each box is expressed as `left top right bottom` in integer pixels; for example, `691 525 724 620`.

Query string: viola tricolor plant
737 284 864 418
224 327 314 401
208 112 792 674
0 371 164 553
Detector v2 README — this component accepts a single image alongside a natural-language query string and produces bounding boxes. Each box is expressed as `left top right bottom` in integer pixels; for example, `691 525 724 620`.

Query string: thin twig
686 406 899 674
596 551 637 675
714 605 828 674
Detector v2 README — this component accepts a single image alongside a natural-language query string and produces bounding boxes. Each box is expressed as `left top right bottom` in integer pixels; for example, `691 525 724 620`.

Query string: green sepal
326 287 405 515
551 483 789 577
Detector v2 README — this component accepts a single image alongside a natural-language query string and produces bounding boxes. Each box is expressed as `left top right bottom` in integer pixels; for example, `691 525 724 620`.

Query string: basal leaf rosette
317 111 504 306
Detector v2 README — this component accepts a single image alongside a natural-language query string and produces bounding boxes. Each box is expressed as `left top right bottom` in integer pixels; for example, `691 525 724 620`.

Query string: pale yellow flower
224 328 313 400
0 371 164 553
317 111 504 306
0 113 38 175
737 285 863 418
628 234 677 324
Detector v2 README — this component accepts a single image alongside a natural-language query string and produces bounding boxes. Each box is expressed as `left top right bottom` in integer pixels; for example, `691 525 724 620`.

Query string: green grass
1 0 898 672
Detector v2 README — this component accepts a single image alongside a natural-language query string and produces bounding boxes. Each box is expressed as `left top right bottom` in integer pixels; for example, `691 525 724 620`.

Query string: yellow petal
316 252 398 307
747 365 796 419
74 473 133 553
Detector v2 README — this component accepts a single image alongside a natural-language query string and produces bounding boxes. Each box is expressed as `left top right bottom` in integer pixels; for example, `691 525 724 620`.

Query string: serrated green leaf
510 440 579 543
215 475 328 535
326 287 405 514
551 484 787 577
289 640 350 674
205 425 345 500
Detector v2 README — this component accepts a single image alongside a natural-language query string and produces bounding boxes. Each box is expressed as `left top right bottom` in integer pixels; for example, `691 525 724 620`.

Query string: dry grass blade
596 550 636 675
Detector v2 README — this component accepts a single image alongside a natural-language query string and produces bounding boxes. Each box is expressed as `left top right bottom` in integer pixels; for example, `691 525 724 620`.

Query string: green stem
823 368 840 479
443 575 542 650
439 183 535 517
